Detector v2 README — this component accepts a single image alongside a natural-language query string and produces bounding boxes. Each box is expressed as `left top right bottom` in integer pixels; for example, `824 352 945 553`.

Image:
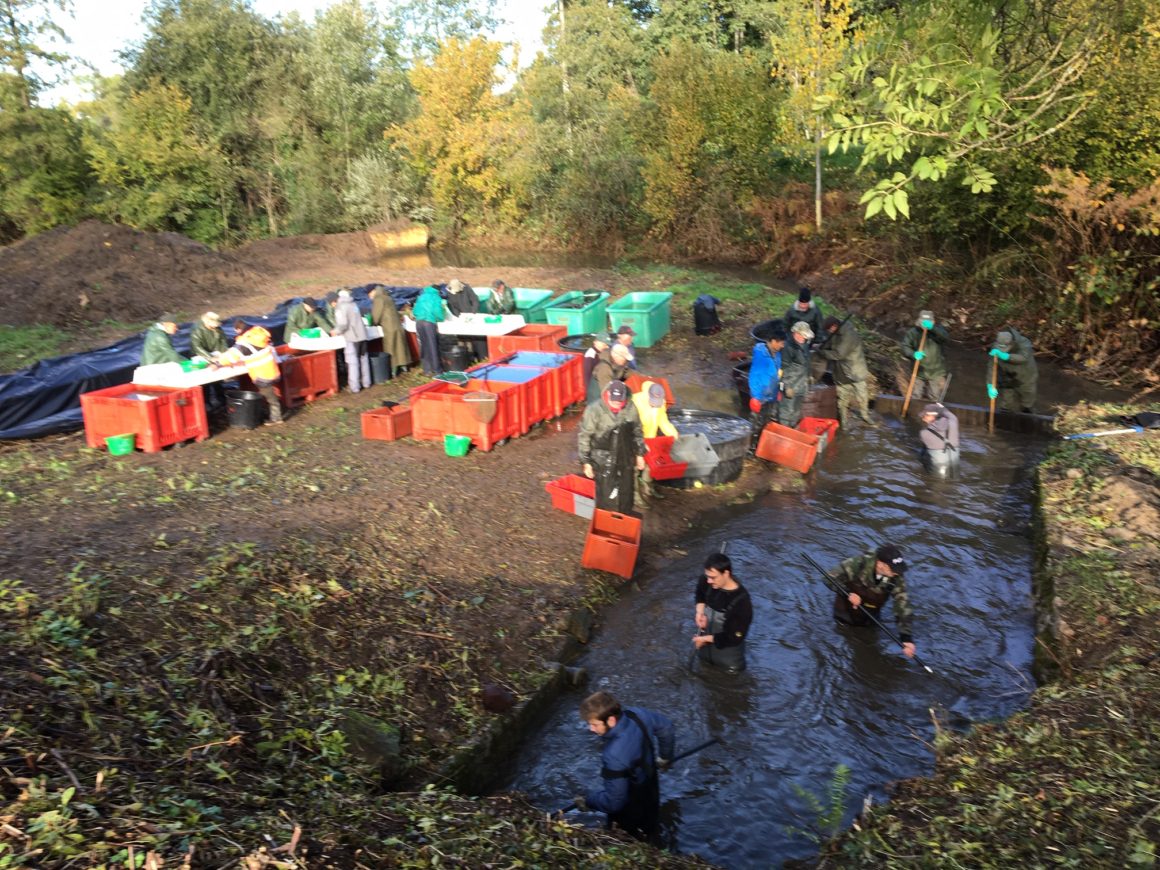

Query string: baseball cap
616 324 636 336
606 380 628 402
995 330 1014 349
875 544 907 574
647 383 665 407
791 321 815 340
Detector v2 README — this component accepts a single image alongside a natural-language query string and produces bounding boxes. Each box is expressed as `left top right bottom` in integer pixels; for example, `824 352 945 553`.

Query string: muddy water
501 419 1042 868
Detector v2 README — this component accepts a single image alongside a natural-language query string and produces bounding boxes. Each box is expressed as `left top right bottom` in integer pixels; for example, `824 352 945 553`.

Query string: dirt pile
0 220 263 328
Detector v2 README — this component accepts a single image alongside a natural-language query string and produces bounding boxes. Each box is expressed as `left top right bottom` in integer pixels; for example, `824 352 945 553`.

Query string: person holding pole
572 691 675 843
899 310 950 413
828 545 916 659
693 551 753 674
988 328 1038 414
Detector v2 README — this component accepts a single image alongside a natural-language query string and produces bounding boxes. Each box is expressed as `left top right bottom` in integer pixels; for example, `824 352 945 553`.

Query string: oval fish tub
661 408 752 489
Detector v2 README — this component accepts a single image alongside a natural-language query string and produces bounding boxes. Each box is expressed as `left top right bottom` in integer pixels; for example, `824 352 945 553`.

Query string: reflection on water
502 415 1041 869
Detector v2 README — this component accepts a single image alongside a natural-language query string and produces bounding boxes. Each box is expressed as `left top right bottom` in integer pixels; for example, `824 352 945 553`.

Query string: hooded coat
141 325 186 366
784 300 825 338
284 302 328 340
901 324 950 378
817 321 869 385
371 290 414 368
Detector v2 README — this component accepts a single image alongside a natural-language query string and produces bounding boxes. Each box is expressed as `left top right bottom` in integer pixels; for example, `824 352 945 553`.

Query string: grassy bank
2 265 798 868
812 404 1160 867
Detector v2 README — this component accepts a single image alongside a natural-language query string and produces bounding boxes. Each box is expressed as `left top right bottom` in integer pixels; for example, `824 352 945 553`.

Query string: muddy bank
809 403 1160 867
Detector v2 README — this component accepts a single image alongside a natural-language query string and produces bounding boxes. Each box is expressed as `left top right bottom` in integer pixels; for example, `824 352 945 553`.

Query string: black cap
325 291 339 303
875 544 907 574
605 380 628 402
798 287 812 303
301 296 317 308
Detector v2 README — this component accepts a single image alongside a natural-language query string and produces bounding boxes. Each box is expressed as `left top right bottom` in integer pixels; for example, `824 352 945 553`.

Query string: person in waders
918 402 960 475
578 380 646 514
573 691 675 844
830 544 916 659
692 552 753 674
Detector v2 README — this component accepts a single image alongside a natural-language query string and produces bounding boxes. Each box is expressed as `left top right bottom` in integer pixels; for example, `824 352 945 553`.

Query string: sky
42 0 549 104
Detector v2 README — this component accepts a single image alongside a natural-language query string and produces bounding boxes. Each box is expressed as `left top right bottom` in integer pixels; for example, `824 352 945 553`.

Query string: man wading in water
692 552 753 674
830 544 917 659
572 691 675 844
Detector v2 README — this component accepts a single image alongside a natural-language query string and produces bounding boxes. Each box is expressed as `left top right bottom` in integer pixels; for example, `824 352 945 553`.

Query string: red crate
644 436 689 481
361 405 413 441
544 474 597 519
797 417 839 455
80 383 208 453
466 363 553 431
487 324 568 358
491 353 585 417
625 373 675 406
273 345 338 408
755 421 819 473
408 379 523 451
581 509 642 578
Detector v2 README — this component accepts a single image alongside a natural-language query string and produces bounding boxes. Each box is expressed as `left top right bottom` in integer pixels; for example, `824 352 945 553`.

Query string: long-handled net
464 391 498 423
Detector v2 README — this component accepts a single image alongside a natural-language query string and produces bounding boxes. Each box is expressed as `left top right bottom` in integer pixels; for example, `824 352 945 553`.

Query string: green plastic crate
473 287 493 313
512 288 557 323
607 291 673 348
545 291 610 334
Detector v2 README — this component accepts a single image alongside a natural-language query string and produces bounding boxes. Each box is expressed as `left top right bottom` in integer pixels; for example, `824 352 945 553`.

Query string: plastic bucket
225 389 266 430
105 433 136 455
370 351 392 384
444 434 471 457
442 344 473 372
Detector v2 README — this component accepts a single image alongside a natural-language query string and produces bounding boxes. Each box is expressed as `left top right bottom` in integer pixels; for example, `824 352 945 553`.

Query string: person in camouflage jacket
830 544 916 659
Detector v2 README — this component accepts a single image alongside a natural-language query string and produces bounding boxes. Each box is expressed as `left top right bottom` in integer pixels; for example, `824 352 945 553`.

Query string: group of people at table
138 280 520 425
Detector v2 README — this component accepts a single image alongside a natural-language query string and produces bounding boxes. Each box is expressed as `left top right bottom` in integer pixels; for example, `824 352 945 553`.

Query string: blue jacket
748 342 781 403
585 706 675 815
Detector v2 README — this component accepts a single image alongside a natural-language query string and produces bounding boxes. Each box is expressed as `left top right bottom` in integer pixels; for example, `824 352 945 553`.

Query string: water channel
501 417 1044 868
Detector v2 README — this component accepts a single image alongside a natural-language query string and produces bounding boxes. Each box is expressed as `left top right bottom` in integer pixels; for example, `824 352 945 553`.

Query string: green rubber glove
921 319 934 330
913 350 926 361
989 348 1011 361
987 384 999 400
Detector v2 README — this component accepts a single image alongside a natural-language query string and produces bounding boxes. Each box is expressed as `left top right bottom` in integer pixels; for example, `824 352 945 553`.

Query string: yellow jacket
219 327 280 382
632 380 679 439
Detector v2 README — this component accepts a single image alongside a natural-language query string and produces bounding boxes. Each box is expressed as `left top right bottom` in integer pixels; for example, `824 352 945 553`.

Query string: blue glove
913 350 925 361
920 319 934 330
989 348 1010 361
987 385 999 400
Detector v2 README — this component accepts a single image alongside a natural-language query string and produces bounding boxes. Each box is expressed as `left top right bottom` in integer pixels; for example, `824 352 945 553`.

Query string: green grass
0 324 68 373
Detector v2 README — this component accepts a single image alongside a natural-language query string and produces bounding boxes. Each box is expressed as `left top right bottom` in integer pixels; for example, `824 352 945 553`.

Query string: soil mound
0 221 263 328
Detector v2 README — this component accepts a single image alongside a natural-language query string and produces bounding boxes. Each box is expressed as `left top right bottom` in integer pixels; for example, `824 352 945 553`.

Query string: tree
769 0 863 231
85 81 227 240
642 39 782 248
0 0 70 107
819 0 1105 221
398 0 499 58
0 90 92 238
389 37 511 235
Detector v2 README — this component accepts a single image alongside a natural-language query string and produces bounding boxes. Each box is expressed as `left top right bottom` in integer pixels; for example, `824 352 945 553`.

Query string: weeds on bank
0 324 68 372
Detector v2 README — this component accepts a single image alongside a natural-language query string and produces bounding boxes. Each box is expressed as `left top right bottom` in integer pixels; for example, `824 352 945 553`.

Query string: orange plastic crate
81 383 209 453
486 324 568 358
465 363 553 430
544 474 597 519
265 345 339 408
581 509 642 578
408 379 522 451
797 417 839 455
361 405 413 441
644 436 688 480
625 373 675 406
755 421 819 473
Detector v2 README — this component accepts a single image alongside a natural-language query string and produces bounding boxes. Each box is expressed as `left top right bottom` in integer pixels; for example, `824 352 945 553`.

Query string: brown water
501 419 1044 868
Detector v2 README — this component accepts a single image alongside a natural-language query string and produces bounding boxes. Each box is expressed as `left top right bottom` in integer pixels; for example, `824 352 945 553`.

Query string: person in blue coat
573 691 675 843
748 320 787 449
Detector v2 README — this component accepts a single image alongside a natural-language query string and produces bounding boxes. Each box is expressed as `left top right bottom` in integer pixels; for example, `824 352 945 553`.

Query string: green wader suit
992 327 1038 413
141 325 186 366
831 552 914 643
818 322 873 424
899 324 950 402
578 398 646 515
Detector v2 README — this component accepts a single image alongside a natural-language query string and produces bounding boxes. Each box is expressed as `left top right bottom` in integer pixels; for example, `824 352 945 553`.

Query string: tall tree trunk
814 122 822 231
2 0 32 108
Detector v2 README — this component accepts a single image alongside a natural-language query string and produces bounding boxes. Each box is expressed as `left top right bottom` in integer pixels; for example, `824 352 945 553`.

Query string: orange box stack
581 509 642 578
486 324 568 358
755 421 819 473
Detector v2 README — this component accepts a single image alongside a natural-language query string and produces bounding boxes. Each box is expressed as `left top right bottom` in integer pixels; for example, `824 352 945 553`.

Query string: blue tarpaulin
0 284 424 440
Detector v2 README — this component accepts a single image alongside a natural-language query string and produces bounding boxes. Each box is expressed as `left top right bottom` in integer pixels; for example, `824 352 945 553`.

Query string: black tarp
0 284 425 440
